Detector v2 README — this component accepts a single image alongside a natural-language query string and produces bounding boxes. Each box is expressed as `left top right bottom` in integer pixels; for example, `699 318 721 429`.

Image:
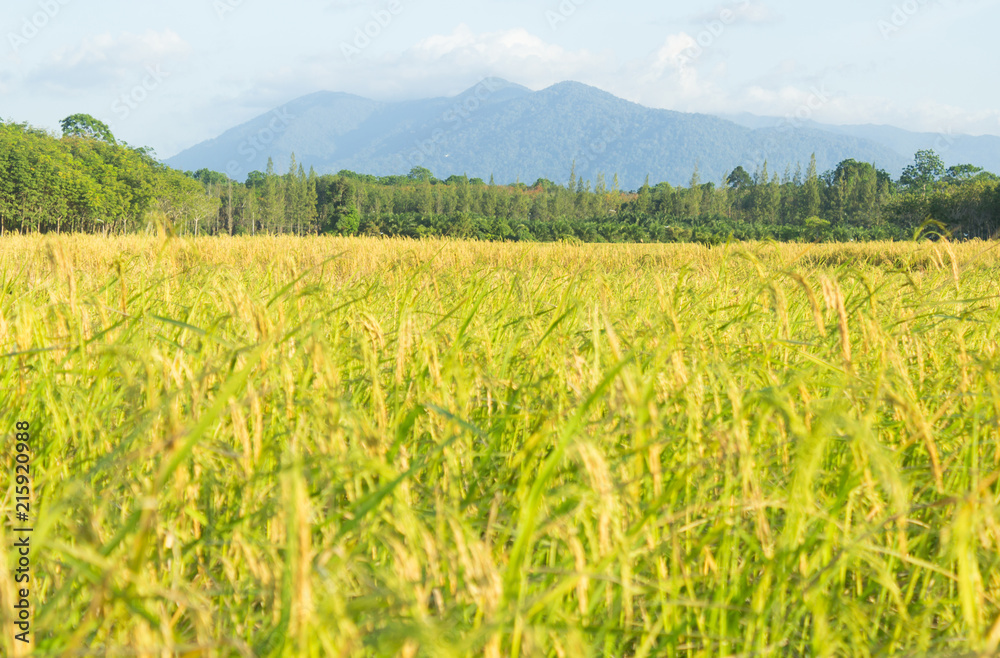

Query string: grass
1 234 999 657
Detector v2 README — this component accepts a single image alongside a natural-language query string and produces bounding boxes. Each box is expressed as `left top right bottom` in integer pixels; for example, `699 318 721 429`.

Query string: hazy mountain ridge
720 112 1000 177
166 80 993 189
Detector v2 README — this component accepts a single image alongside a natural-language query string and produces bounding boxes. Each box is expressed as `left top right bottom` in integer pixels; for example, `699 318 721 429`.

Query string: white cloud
230 24 614 103
402 24 609 83
55 30 188 66
839 100 1000 137
731 1 781 25
691 1 780 26
30 29 190 90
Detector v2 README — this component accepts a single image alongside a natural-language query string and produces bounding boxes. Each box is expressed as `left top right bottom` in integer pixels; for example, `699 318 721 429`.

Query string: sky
2 0 998 160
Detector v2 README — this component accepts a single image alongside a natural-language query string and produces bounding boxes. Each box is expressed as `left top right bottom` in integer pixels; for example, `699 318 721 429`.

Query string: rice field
2 234 1000 657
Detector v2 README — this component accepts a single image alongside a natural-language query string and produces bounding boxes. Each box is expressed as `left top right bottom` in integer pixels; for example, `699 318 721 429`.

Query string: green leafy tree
335 202 361 235
60 114 116 144
190 169 230 187
801 154 822 220
260 157 285 233
284 154 306 234
829 159 882 226
245 171 266 189
726 166 752 190
636 176 652 214
407 166 434 183
803 215 831 241
304 166 319 235
900 149 945 195
944 164 987 184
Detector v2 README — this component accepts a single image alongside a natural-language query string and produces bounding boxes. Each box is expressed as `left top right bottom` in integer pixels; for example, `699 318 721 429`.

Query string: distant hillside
167 79 921 189
721 112 1000 175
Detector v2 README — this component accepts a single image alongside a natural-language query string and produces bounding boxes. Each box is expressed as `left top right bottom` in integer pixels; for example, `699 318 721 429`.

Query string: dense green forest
0 115 213 235
3 115 999 242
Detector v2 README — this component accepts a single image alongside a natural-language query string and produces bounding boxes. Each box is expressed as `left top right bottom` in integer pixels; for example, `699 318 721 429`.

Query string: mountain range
165 79 1000 190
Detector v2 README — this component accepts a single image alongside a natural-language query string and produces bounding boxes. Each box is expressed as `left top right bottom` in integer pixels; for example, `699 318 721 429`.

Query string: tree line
3 115 999 242
0 115 213 234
